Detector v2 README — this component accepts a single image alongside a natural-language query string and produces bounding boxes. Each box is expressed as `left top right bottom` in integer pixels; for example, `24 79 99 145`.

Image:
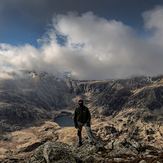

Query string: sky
0 0 163 80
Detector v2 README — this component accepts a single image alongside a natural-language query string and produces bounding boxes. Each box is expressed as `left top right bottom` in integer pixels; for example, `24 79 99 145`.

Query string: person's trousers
77 121 95 143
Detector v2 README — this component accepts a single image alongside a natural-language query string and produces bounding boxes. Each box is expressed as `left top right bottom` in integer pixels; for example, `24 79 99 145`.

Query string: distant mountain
1 71 163 132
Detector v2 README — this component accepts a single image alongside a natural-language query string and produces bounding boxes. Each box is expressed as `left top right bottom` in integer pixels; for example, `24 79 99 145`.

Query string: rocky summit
0 72 163 162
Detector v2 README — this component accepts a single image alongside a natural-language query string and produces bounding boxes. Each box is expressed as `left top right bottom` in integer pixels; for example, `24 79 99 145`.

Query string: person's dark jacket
74 105 91 128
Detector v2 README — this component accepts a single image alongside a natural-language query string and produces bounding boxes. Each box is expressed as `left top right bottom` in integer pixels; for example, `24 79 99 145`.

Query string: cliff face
0 72 163 162
0 72 74 131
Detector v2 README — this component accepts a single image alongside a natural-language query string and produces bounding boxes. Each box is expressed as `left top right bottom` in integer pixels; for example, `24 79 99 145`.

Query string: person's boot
77 129 83 147
77 135 83 147
77 140 83 147
89 141 94 145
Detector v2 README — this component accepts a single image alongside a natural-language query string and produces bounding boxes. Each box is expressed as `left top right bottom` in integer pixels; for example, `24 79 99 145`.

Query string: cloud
1 7 163 80
143 6 163 46
0 71 13 79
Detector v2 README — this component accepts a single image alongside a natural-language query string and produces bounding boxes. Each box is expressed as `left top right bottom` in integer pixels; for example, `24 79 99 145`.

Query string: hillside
0 72 163 162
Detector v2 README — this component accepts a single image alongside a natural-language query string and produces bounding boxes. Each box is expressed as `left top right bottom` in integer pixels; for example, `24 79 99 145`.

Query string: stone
139 160 147 163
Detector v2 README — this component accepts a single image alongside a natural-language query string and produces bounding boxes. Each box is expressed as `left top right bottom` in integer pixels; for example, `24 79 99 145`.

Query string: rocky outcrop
29 141 77 163
27 140 163 163
0 121 163 163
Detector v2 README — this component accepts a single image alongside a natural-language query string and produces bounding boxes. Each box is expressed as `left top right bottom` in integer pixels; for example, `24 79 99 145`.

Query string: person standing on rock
74 98 95 147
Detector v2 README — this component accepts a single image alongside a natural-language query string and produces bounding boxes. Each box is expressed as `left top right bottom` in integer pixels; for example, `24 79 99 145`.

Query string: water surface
54 115 74 127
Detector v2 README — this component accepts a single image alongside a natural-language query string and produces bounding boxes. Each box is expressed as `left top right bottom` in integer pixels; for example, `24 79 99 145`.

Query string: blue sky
0 0 163 46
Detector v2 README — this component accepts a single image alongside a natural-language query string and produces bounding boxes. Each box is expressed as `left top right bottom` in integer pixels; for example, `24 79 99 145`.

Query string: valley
0 72 163 162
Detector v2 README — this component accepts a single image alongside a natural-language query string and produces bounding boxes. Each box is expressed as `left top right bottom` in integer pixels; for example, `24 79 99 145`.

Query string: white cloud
1 7 163 80
143 6 163 46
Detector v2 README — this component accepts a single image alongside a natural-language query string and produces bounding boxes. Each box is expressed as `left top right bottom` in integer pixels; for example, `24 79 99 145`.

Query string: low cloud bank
1 6 163 80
